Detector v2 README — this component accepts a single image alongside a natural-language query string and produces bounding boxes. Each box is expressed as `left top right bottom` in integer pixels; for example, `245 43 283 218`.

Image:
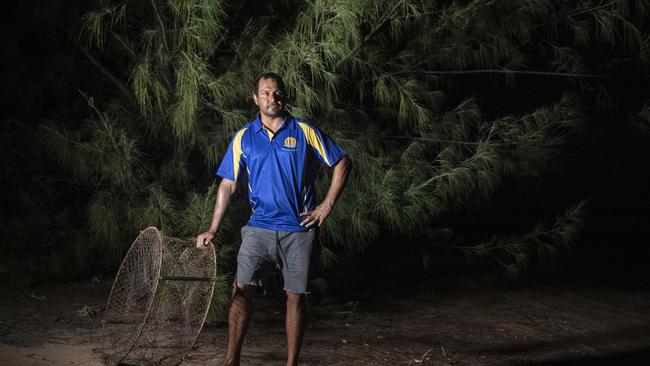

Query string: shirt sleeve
297 122 346 168
216 128 248 182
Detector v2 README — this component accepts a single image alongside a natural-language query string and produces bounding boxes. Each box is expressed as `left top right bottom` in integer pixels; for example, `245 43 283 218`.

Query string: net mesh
101 227 216 366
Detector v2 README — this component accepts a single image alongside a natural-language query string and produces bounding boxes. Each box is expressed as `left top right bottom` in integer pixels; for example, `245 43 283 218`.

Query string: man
196 72 351 366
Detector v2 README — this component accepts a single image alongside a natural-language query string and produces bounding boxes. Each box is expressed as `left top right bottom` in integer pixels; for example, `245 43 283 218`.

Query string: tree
18 0 650 303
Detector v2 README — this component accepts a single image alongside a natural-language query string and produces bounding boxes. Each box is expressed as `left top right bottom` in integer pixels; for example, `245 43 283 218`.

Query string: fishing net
100 227 217 366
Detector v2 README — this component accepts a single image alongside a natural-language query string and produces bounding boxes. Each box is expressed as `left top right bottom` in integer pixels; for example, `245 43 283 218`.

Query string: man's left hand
300 202 333 228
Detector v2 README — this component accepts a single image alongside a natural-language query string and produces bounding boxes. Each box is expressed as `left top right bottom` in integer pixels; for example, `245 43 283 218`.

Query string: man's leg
285 290 306 366
222 284 257 366
276 229 316 366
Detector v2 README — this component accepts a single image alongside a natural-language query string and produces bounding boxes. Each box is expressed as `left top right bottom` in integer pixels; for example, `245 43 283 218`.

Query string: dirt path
1 277 649 365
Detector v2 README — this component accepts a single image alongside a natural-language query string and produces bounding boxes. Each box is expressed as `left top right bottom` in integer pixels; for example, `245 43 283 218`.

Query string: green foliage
132 56 170 115
80 2 126 50
462 200 588 279
169 0 226 54
21 0 649 306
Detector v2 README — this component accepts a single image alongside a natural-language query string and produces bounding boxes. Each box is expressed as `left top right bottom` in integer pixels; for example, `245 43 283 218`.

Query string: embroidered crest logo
283 136 297 148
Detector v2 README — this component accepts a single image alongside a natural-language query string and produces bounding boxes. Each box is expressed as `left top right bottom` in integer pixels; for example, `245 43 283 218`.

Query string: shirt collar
253 113 294 133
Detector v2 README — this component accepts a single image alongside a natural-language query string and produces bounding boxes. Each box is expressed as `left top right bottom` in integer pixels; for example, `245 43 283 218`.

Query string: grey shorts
234 225 318 294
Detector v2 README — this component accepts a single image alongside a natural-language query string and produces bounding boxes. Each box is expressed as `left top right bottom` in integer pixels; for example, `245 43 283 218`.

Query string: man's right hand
196 231 216 249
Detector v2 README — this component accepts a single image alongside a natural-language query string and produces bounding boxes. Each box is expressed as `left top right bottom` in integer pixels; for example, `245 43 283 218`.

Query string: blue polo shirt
216 114 346 232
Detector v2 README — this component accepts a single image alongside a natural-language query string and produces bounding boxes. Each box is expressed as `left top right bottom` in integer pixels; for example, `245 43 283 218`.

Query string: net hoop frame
101 226 217 365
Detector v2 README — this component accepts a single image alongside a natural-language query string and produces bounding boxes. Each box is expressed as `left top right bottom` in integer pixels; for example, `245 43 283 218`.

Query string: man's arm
300 155 352 228
196 178 237 248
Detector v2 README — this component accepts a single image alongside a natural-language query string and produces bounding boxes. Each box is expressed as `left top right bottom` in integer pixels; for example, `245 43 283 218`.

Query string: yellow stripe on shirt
298 122 331 167
233 127 248 181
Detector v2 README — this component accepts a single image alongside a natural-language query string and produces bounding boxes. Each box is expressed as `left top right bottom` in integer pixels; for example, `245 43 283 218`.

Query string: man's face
253 77 286 118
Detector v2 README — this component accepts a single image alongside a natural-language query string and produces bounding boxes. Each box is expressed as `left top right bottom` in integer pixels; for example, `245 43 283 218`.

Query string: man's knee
285 290 305 307
232 283 257 302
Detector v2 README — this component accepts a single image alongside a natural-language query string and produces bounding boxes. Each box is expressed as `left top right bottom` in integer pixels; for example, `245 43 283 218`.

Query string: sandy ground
1 276 649 366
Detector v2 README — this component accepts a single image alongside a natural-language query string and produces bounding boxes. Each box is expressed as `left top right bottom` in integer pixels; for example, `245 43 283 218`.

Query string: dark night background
3 0 648 282
1 1 650 365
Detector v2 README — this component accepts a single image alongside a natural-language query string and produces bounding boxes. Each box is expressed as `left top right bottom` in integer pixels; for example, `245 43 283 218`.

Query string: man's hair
253 72 285 94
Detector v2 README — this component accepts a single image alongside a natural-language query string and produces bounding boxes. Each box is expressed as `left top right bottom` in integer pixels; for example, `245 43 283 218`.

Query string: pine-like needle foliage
25 0 650 304
462 200 588 279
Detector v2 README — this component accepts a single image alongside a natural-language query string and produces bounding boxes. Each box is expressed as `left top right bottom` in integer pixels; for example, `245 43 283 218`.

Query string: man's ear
252 92 259 106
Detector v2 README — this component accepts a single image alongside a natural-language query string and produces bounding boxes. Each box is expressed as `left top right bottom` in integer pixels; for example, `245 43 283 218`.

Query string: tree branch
150 0 169 53
335 0 404 69
111 32 137 58
79 46 132 97
532 0 620 28
214 0 247 52
419 69 607 78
